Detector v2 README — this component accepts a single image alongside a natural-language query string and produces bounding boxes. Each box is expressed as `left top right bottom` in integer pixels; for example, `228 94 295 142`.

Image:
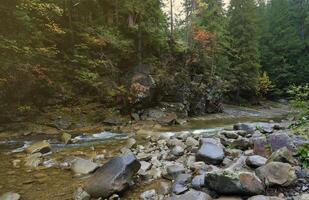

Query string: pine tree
228 0 261 100
195 0 230 78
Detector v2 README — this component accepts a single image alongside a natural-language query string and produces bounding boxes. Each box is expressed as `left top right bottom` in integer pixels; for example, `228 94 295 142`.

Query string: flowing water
0 104 292 199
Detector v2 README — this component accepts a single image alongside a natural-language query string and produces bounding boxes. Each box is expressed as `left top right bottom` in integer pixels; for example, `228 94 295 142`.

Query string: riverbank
1 101 307 200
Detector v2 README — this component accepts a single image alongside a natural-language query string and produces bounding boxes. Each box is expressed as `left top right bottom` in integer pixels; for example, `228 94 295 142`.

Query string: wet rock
247 195 284 200
196 138 225 165
12 159 21 168
84 154 141 198
252 136 271 157
126 138 137 149
61 132 72 144
0 192 20 200
246 155 267 168
71 158 99 176
267 147 296 165
103 118 123 126
74 187 90 200
171 146 184 157
221 131 239 139
205 170 265 195
165 189 212 200
268 132 296 152
25 140 51 154
165 164 186 180
172 174 192 194
25 153 42 168
255 162 297 187
234 123 255 134
140 189 157 200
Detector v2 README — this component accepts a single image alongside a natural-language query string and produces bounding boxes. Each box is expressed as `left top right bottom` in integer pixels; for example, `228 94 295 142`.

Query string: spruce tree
228 0 261 100
196 0 230 78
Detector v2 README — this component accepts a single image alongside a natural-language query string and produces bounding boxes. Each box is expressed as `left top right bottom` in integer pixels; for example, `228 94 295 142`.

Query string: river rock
61 132 72 144
84 154 141 198
172 174 192 194
25 140 51 154
171 146 184 156
267 147 296 164
252 136 271 157
234 123 255 134
0 192 20 200
248 195 284 200
196 138 224 165
185 137 199 148
24 153 42 168
71 158 99 175
138 161 152 175
221 131 239 139
165 190 212 200
137 152 152 161
140 189 157 200
74 187 90 200
192 175 206 189
268 132 296 152
246 155 267 168
205 170 265 195
148 167 162 179
165 164 186 180
167 138 186 149
224 137 252 150
255 162 297 187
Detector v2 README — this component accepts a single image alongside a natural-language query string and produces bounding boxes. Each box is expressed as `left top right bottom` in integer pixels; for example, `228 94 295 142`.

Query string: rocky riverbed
0 103 308 200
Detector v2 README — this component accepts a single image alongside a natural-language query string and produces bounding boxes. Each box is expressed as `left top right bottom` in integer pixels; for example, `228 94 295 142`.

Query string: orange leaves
193 27 217 51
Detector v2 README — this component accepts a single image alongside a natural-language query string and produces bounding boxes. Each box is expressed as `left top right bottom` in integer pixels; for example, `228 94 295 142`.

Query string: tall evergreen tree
228 0 260 100
196 0 230 78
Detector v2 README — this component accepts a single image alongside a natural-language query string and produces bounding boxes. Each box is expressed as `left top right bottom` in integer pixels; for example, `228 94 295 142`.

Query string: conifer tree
228 0 261 100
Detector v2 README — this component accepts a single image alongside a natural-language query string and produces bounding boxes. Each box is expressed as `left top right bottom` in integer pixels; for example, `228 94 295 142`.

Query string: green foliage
228 0 261 100
259 0 309 91
258 71 274 97
297 145 309 168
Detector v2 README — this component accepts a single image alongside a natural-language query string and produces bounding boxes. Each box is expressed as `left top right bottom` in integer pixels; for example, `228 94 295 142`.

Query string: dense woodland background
0 0 309 120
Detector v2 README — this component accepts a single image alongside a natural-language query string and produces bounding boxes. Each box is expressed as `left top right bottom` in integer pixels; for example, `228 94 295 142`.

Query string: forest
1 0 308 119
0 1 309 200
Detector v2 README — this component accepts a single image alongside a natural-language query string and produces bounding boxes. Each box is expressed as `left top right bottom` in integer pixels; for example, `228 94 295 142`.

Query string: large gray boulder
255 162 297 187
268 132 296 152
252 136 271 157
267 147 296 164
164 190 212 200
83 154 141 198
205 170 265 195
196 138 225 165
